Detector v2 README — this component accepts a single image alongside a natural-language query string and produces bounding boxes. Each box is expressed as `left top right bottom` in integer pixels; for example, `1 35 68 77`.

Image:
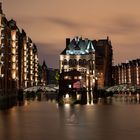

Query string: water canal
0 96 140 140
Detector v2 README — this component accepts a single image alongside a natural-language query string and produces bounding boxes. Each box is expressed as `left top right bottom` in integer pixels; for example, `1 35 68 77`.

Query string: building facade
0 4 18 95
60 37 96 92
0 3 39 96
112 59 140 86
94 37 113 88
60 36 113 92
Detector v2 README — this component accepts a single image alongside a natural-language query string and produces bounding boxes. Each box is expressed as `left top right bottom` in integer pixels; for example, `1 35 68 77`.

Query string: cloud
4 0 140 68
45 16 98 30
46 17 79 29
98 16 140 35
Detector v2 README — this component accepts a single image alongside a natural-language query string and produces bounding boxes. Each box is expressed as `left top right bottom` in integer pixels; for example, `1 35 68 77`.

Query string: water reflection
1 93 140 140
23 91 140 106
58 91 140 106
1 91 140 110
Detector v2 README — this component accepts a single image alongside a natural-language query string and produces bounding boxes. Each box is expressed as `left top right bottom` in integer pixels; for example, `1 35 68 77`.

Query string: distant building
0 3 39 97
47 68 59 85
59 36 113 92
37 61 58 86
112 59 140 86
41 61 47 85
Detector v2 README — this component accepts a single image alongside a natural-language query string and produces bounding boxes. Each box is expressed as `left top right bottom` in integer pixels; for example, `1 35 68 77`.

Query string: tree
55 71 60 84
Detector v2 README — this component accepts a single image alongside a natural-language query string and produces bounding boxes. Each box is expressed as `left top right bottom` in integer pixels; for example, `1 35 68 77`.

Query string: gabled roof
61 36 95 55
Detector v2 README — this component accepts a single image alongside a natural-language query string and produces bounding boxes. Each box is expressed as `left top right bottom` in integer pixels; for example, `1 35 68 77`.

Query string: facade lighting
12 71 16 79
12 56 16 62
11 31 16 41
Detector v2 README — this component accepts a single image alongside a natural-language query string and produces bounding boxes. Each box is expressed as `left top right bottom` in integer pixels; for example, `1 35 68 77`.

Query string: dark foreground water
1 97 140 140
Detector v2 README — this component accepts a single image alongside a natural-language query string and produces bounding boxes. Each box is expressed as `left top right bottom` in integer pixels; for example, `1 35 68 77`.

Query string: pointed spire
21 29 26 36
42 60 47 69
43 60 46 66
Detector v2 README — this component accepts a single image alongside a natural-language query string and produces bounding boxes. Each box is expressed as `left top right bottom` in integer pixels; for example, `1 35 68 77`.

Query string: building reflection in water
6 91 140 110
58 103 80 126
58 91 99 105
58 91 140 106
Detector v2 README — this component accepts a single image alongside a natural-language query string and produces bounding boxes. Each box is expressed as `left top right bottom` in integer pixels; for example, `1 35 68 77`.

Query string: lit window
30 51 33 55
74 76 77 79
12 63 16 69
24 75 27 80
1 44 4 48
24 51 27 55
24 68 27 72
24 57 26 61
12 48 16 54
65 94 69 99
64 76 68 79
0 74 4 77
11 31 16 41
12 56 16 62
79 76 82 79
1 53 4 57
24 44 27 50
12 71 16 79
12 42 16 47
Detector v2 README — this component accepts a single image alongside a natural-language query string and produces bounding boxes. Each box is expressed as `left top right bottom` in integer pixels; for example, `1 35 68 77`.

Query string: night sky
2 0 140 68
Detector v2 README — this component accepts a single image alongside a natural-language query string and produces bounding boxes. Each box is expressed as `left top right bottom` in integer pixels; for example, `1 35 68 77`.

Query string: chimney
66 38 70 47
0 2 2 14
107 36 109 41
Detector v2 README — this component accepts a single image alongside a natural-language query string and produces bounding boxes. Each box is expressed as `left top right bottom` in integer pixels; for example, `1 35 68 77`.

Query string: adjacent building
112 59 140 86
59 36 113 92
94 37 113 88
0 4 18 96
0 3 39 97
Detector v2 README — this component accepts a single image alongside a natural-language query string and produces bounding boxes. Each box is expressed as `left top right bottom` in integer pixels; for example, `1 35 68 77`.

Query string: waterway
1 96 140 140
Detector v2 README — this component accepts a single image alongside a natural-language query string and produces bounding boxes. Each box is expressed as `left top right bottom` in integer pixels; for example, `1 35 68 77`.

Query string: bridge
24 84 59 93
106 84 140 93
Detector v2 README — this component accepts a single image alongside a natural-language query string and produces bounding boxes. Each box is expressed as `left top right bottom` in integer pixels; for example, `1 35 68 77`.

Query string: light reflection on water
0 97 140 140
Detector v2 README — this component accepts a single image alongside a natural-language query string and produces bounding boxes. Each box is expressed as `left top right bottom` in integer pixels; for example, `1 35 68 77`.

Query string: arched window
73 59 77 66
62 59 67 65
79 59 83 66
83 59 87 66
1 66 4 74
69 59 77 67
69 59 73 67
